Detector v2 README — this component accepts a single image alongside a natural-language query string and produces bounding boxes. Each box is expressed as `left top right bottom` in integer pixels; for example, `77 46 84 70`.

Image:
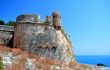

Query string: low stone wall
0 25 14 31
0 31 13 46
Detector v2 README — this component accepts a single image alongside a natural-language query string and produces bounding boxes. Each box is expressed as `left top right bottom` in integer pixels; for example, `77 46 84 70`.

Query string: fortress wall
0 25 14 46
13 22 75 63
0 31 13 46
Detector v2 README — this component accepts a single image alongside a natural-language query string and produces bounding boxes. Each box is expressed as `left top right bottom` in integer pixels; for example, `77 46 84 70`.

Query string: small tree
6 21 16 26
0 20 5 25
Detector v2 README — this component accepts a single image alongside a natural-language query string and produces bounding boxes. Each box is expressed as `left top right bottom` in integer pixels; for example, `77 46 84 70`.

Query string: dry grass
10 48 23 56
0 46 80 70
0 46 11 53
69 60 78 69
0 56 2 60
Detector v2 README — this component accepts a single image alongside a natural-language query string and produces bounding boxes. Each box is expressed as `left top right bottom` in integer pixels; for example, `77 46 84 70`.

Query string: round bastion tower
16 14 41 22
52 12 62 30
13 12 76 64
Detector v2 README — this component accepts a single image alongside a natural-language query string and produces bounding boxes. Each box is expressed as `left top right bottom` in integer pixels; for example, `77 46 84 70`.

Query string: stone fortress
0 12 76 64
0 12 108 70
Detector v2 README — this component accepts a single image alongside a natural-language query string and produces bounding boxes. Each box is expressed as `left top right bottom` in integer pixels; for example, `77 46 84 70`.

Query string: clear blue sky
0 0 110 55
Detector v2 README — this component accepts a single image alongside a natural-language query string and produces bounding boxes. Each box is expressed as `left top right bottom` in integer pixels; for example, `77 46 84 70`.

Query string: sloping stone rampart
13 22 75 63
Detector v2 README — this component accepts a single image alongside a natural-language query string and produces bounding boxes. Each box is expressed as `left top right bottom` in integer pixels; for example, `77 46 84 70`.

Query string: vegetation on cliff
0 46 95 70
0 56 3 70
0 20 5 25
0 19 15 26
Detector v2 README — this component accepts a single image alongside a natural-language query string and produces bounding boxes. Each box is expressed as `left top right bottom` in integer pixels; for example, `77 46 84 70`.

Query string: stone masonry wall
0 31 13 46
13 22 75 63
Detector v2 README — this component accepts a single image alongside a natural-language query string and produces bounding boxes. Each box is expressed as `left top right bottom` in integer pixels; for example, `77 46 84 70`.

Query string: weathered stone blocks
14 23 75 63
13 13 76 63
0 31 13 46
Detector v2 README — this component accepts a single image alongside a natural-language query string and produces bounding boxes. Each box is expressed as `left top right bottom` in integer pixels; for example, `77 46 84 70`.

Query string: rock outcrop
0 46 95 70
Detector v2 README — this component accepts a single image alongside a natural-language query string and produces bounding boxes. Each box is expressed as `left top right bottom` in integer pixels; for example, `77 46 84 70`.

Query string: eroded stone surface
25 58 36 70
0 31 13 46
14 22 75 63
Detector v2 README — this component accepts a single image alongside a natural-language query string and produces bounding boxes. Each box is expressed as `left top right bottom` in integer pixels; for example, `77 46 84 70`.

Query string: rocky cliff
0 46 95 70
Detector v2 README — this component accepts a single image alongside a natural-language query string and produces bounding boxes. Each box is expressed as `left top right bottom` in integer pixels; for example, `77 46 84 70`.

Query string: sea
76 55 110 67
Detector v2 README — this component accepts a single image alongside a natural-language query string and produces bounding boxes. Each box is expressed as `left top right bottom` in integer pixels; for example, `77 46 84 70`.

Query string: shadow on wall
7 35 14 48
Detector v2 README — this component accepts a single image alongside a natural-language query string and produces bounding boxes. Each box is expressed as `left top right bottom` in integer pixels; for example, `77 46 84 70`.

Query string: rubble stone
25 58 36 70
0 31 13 46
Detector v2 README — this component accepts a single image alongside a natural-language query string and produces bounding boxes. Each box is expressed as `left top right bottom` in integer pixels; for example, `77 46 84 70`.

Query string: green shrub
35 48 39 55
6 21 16 26
0 60 4 70
0 20 5 25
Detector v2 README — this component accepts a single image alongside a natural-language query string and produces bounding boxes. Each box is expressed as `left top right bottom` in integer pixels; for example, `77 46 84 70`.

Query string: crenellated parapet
15 12 72 47
16 12 62 30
